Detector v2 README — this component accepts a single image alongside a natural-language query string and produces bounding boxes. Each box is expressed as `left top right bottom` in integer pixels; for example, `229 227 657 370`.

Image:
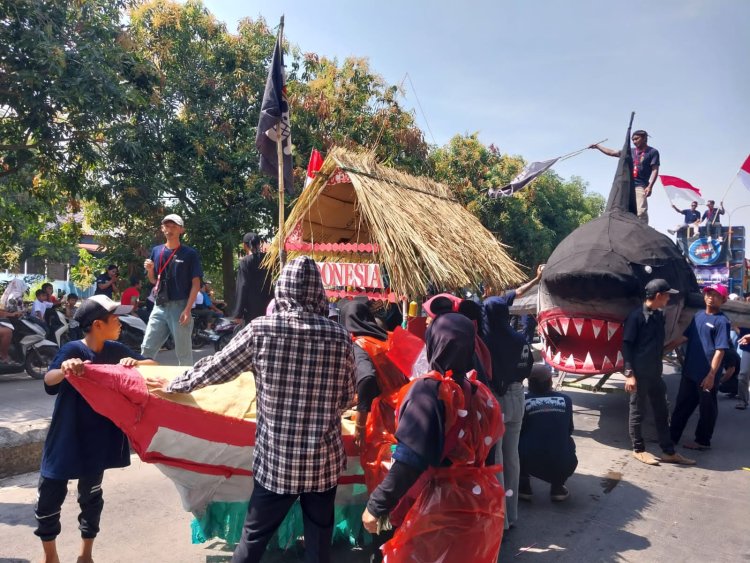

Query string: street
1 362 749 562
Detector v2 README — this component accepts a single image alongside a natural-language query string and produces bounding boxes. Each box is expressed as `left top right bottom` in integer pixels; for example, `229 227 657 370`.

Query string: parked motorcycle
119 314 148 352
0 316 59 379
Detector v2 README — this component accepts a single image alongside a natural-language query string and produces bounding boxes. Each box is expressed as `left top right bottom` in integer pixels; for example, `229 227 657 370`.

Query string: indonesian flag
305 148 324 187
659 175 705 204
739 154 750 192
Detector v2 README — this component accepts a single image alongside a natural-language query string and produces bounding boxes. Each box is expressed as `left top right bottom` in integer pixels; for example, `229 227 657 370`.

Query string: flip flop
683 441 710 451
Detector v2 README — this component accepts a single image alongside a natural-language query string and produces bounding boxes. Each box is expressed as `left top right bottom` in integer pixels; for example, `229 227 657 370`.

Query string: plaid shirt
168 257 356 494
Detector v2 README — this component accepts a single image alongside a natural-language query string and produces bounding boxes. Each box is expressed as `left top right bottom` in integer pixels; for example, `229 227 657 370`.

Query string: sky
203 0 750 238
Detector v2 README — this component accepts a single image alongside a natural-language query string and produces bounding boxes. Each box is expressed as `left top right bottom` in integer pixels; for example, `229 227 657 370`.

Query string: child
35 295 157 563
32 289 49 321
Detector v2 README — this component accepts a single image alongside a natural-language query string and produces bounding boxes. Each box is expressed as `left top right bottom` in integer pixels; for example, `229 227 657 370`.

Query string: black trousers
629 375 675 454
670 376 719 447
34 473 104 541
231 479 337 563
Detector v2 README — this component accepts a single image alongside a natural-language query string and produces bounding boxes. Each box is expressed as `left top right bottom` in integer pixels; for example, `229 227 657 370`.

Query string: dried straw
264 147 524 297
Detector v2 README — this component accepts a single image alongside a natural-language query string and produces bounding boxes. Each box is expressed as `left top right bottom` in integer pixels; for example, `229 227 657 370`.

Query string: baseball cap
703 283 728 300
422 293 462 319
644 279 679 298
161 214 184 227
74 295 133 331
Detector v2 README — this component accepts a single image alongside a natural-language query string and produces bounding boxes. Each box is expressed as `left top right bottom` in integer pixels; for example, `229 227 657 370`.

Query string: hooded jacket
169 256 356 494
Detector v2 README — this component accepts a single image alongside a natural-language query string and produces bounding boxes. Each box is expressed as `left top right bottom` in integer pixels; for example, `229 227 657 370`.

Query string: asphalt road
1 362 749 562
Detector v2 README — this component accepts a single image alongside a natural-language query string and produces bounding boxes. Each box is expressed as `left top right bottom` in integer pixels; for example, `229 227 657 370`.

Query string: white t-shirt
32 299 48 319
192 291 204 309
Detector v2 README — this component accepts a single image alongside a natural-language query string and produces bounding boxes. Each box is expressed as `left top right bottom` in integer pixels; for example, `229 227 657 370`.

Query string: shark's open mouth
537 308 625 374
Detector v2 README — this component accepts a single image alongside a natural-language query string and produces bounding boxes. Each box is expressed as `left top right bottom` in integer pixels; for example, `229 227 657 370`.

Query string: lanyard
157 245 180 281
633 147 645 178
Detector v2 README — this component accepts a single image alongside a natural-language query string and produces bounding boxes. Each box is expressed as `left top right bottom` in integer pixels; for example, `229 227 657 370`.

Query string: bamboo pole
277 16 286 268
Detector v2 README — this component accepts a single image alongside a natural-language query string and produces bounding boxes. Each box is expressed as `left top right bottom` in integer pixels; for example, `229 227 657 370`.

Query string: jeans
738 349 750 405
231 480 336 563
670 376 719 447
34 473 104 541
629 375 675 454
141 299 193 366
494 382 524 530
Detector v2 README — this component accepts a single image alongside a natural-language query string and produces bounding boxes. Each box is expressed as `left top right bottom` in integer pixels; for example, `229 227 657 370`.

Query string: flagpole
712 171 739 227
276 16 286 268
558 139 608 162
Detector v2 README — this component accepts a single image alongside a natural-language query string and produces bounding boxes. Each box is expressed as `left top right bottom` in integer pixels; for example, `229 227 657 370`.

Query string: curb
0 421 49 479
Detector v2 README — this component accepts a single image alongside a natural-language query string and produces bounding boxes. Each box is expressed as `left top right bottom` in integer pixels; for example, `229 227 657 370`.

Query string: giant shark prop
535 113 750 375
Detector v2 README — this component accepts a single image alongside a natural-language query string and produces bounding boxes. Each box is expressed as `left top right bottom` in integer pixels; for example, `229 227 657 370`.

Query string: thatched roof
265 147 524 297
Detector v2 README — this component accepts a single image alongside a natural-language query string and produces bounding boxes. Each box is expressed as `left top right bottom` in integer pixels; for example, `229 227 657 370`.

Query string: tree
0 0 157 268
430 134 605 270
290 55 429 175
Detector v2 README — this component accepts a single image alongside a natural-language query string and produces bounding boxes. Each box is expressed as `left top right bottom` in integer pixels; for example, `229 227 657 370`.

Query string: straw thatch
264 147 525 297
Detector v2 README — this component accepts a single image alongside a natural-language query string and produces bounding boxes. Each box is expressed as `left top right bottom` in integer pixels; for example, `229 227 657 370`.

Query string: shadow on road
0 502 35 528
500 471 653 562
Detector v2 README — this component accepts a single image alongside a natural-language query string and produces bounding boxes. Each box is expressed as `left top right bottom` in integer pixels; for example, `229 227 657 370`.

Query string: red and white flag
738 154 750 192
305 148 324 187
659 175 704 204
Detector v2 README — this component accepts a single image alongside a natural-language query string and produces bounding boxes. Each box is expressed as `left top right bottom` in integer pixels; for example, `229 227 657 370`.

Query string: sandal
683 441 710 451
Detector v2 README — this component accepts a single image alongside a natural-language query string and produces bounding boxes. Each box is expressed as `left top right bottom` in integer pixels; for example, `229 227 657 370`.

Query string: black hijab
339 299 388 341
426 313 476 378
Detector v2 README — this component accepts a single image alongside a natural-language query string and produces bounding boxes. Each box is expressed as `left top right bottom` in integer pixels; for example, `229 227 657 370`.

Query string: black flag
256 33 294 194
488 158 559 198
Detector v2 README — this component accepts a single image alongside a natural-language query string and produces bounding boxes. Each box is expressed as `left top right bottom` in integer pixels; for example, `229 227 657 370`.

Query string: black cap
644 279 679 298
243 232 261 246
74 295 132 331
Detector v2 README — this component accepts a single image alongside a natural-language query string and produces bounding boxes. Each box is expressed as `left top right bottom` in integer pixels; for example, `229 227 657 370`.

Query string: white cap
161 214 184 227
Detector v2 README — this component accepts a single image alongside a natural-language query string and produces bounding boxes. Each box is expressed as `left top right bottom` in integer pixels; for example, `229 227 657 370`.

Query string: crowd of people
9 211 747 563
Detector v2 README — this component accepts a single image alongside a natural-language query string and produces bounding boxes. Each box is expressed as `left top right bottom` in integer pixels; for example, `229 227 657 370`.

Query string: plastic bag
381 465 505 563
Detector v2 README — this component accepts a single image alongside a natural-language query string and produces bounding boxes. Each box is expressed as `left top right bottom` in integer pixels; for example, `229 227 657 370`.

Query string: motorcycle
213 317 242 351
191 311 218 349
119 313 148 352
0 315 59 380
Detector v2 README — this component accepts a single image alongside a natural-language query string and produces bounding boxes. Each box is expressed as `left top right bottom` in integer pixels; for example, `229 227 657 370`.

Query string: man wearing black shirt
622 279 694 466
233 233 273 323
591 130 659 224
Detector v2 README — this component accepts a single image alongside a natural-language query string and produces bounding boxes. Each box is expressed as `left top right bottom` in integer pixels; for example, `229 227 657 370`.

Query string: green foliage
430 134 605 269
70 248 108 292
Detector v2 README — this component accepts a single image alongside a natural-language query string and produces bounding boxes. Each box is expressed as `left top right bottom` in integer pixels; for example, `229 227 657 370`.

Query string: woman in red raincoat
362 313 505 562
339 300 408 493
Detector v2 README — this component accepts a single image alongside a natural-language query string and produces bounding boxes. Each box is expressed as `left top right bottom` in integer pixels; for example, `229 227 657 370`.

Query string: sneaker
632 451 660 465
550 485 569 502
659 452 696 465
518 481 533 501
667 229 677 235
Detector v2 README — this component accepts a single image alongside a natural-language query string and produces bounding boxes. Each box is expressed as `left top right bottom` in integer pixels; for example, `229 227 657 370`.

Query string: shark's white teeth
591 319 604 339
602 355 614 371
607 321 619 341
583 352 595 371
616 351 624 368
565 354 576 369
572 318 584 336
558 317 570 336
548 318 559 333
541 322 549 336
546 346 553 360
553 351 562 365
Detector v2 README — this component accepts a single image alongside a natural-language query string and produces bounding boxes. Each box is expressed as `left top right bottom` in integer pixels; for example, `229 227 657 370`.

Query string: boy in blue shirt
35 295 157 563
669 284 732 450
